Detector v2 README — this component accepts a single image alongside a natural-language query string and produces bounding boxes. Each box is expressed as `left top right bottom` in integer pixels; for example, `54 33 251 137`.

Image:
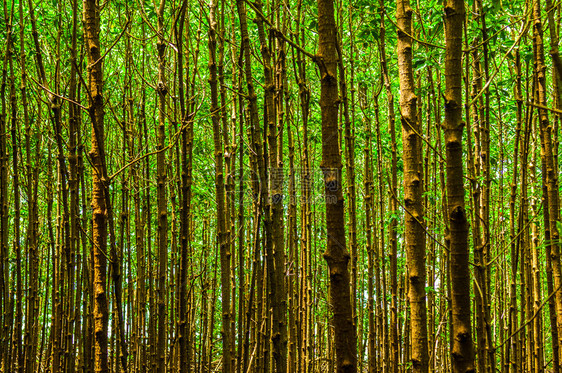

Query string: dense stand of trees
1 0 562 372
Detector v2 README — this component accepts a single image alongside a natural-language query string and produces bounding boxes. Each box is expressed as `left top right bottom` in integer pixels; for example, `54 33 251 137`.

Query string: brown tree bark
210 1 233 372
533 0 562 369
21 2 40 371
443 0 475 371
83 0 109 369
155 0 169 370
316 1 357 372
0 5 16 368
396 0 429 371
8 13 22 371
545 0 562 80
378 1 400 370
338 12 358 348
0 23 8 373
67 0 81 369
253 4 288 371
176 1 194 371
360 85 376 373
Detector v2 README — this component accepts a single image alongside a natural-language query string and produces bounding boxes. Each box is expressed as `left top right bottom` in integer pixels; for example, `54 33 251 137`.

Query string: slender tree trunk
0 6 13 369
8 16 22 371
443 0 475 371
253 4 288 371
210 1 233 372
177 1 193 371
235 40 247 373
378 1 399 370
533 0 562 369
67 0 81 368
21 2 40 371
396 0 429 371
506 41 524 373
316 1 357 372
545 0 562 80
155 0 169 370
83 0 109 368
338 12 358 351
360 85 376 373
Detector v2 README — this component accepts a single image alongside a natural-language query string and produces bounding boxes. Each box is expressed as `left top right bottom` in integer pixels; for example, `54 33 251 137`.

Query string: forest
1 0 562 372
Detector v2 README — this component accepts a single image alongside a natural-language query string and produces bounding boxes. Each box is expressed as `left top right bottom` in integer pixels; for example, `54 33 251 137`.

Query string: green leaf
425 286 437 294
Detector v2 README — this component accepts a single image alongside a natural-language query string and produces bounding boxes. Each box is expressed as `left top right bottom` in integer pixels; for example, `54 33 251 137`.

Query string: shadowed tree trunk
443 0 475 371
155 0 169 370
210 1 233 372
316 1 357 372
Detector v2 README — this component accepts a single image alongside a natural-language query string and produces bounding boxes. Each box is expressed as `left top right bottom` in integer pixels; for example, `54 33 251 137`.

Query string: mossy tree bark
83 0 109 369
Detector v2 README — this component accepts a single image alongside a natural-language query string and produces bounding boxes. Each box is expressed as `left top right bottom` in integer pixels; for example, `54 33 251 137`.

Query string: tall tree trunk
83 0 109 369
8 14 22 370
155 0 169 370
533 0 562 369
21 1 40 370
443 0 475 371
338 9 358 348
378 1 400 370
253 4 288 371
67 0 81 368
177 1 194 371
476 2 494 369
361 85 376 373
210 1 233 372
545 0 562 80
0 6 13 369
316 1 357 372
396 0 429 371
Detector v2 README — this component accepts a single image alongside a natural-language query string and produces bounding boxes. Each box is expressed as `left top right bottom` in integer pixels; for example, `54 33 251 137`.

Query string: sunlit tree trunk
8 11 22 370
396 1 429 371
83 0 109 368
533 0 562 369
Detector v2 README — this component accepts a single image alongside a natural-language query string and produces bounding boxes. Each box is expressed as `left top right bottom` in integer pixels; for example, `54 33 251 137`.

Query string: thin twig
91 19 132 68
28 75 89 111
528 100 562 115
